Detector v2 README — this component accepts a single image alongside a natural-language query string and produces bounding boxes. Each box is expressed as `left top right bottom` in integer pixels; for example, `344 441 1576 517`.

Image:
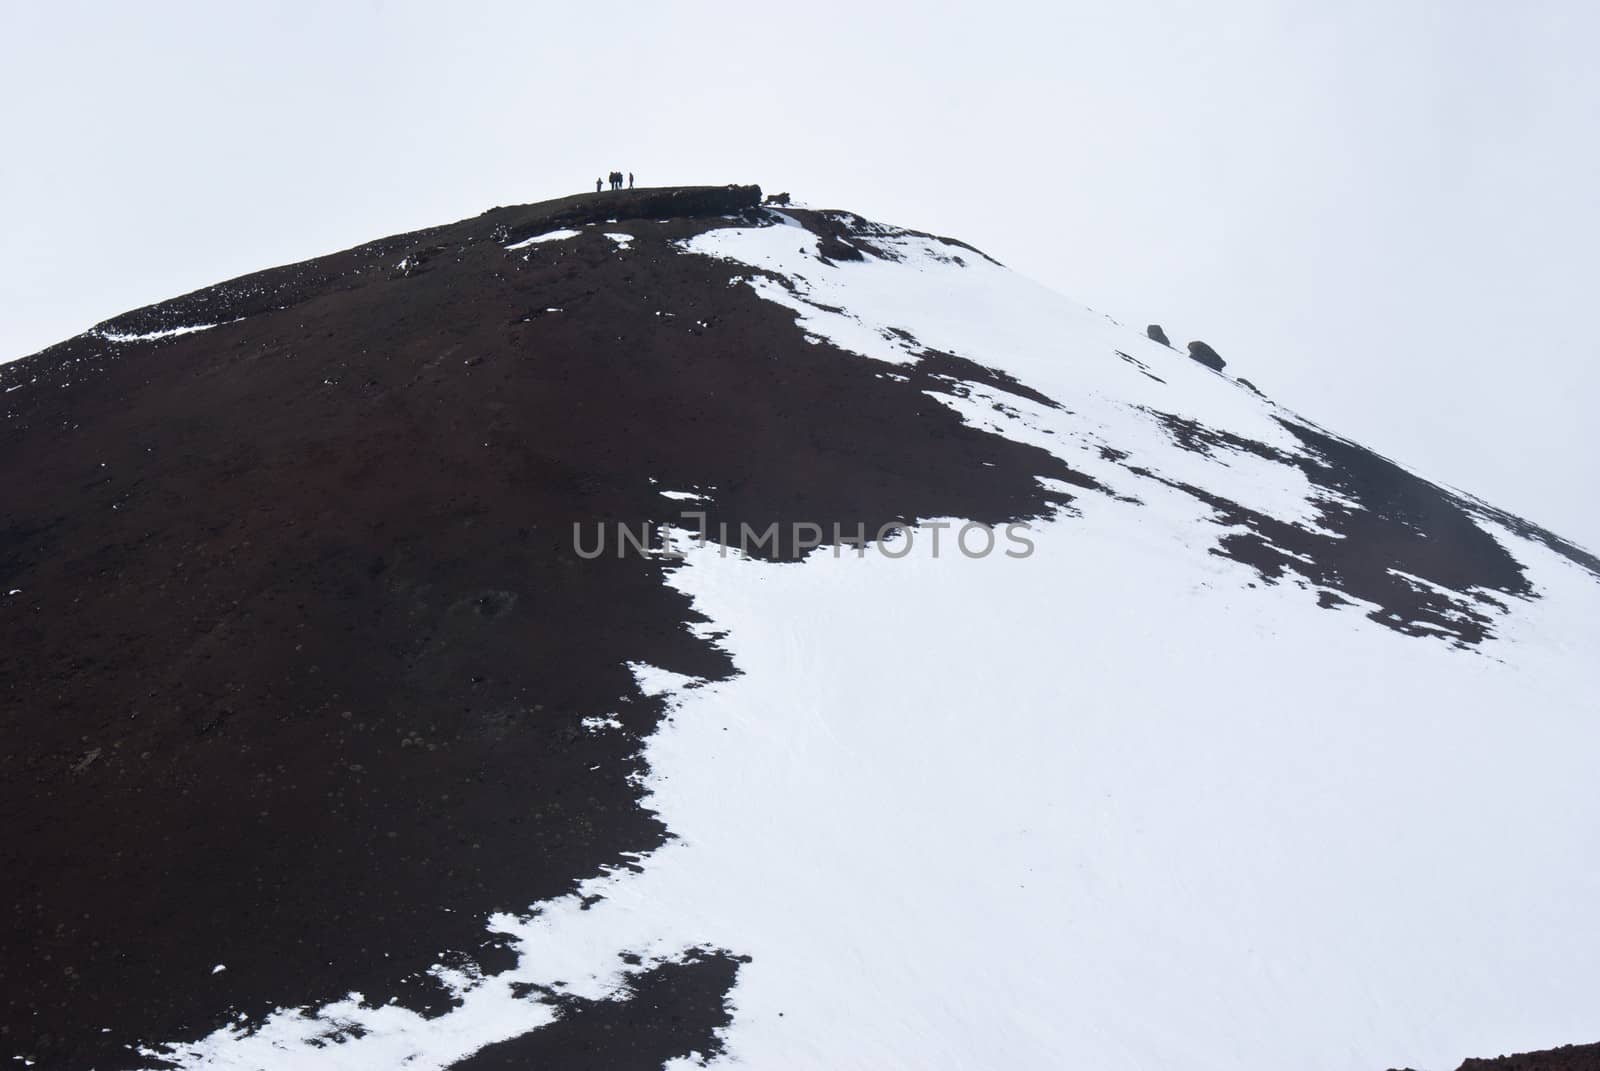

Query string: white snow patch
626 662 701 699
93 320 232 343
503 229 580 251
679 218 1343 533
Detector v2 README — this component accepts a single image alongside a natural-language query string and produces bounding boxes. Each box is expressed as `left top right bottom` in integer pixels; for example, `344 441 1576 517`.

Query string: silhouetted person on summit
628 172 634 189
596 177 602 193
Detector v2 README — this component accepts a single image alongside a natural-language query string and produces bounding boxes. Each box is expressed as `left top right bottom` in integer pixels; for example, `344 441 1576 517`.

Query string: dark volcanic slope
0 187 1089 1067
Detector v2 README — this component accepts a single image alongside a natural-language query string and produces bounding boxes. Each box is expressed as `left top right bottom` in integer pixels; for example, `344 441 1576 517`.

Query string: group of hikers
598 171 633 192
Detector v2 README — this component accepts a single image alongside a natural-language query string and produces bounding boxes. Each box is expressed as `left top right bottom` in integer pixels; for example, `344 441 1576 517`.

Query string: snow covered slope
2 190 1596 1070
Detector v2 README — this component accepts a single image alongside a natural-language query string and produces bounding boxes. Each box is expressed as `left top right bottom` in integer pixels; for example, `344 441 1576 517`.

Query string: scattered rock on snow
1187 339 1226 371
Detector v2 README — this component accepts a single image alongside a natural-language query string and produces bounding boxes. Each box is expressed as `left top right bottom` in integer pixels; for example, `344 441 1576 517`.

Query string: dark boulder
1187 340 1226 371
1146 324 1171 347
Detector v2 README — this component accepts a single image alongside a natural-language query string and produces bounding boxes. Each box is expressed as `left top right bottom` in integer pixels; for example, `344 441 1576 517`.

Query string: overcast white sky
3 0 1595 547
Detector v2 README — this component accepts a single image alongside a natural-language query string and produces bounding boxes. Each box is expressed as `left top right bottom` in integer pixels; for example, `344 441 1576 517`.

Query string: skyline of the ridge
2 0 1596 549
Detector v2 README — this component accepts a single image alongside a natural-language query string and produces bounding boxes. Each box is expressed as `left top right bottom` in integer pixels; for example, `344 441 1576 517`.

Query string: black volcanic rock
451 949 745 1069
1132 410 1581 645
1455 1042 1600 1071
1146 323 1171 346
1186 339 1226 370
